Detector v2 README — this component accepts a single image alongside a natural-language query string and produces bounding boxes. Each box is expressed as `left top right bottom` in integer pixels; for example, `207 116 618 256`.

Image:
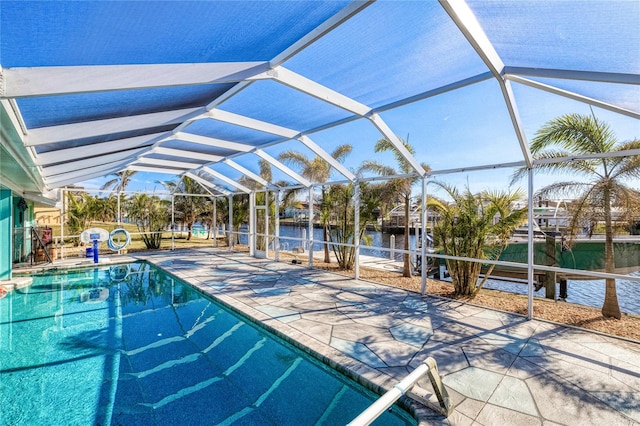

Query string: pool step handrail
347 357 453 426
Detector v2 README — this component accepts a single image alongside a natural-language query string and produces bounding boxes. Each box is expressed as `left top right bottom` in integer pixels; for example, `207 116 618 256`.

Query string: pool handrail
347 357 452 426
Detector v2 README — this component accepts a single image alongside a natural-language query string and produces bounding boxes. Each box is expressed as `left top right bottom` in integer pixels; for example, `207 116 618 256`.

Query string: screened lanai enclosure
1 0 639 319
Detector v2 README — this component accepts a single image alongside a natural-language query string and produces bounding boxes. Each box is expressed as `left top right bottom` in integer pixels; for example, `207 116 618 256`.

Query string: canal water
251 225 640 316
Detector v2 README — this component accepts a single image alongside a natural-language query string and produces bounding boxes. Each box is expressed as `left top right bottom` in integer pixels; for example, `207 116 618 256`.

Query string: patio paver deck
136 249 640 425
40 248 640 425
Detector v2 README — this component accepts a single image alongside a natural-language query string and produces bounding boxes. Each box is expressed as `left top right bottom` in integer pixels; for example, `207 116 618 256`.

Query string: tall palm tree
101 170 137 224
513 113 640 319
359 137 430 277
162 175 208 241
278 144 352 263
100 170 137 192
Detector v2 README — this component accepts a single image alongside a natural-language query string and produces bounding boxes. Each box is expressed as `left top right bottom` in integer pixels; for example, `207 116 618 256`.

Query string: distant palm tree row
69 114 638 319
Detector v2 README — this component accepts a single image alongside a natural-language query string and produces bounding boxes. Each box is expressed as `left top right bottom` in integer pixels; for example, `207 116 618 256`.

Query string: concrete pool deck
23 248 640 425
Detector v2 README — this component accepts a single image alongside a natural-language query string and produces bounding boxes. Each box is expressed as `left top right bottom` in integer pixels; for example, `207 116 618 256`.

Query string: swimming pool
0 262 414 425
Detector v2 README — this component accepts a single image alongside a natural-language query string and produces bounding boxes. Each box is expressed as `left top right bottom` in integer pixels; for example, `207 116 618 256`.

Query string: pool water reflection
0 262 414 425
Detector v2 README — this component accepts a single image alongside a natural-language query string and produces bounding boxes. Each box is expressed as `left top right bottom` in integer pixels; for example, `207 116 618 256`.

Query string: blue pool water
0 263 414 425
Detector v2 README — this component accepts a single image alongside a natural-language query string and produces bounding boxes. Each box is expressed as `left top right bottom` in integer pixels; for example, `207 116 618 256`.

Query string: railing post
228 194 233 250
275 189 280 261
308 185 313 268
264 191 270 259
354 179 360 280
527 168 534 319
171 194 175 251
213 197 217 248
421 176 427 295
60 188 65 260
249 191 255 256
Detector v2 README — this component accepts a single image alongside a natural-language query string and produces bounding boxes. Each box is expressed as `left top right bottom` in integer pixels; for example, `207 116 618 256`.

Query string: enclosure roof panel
0 0 637 192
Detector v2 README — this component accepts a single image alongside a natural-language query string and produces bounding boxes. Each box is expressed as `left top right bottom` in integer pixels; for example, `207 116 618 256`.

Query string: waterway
247 224 640 316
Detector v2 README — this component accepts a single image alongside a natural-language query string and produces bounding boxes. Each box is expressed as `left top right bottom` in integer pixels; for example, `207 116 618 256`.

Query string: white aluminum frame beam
151 146 224 163
127 165 190 175
1 62 270 97
223 159 271 187
266 66 371 116
254 149 311 187
298 135 356 181
42 148 146 176
35 133 161 166
430 160 525 176
45 160 130 186
25 108 202 146
439 0 533 168
506 75 640 119
184 174 217 197
133 157 204 170
503 67 640 85
438 0 504 77
262 66 419 181
202 166 251 193
173 132 254 152
369 113 427 176
533 148 640 165
198 1 373 114
206 109 299 138
269 1 374 66
184 172 230 196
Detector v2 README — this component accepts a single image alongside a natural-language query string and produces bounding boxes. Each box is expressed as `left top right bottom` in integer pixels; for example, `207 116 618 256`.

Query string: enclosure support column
354 180 360 280
117 191 121 225
228 195 233 250
527 168 534 320
308 185 314 268
213 197 217 248
421 176 428 295
60 188 65 259
264 191 269 259
0 189 12 280
249 191 255 257
171 194 175 251
275 189 280 261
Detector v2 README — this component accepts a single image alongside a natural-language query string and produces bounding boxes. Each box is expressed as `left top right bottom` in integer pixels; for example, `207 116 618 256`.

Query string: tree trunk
601 188 621 319
403 194 411 277
323 225 330 263
322 187 330 263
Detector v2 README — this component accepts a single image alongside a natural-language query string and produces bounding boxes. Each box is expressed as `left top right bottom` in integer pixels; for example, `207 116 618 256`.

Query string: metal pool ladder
347 357 453 426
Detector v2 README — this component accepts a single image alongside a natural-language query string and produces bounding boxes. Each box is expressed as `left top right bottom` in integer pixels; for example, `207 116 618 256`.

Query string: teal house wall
0 190 12 280
2 102 56 279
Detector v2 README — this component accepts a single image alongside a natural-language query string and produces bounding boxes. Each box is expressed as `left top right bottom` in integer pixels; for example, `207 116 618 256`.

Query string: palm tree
100 170 137 192
127 193 170 249
162 175 208 240
66 192 96 244
512 113 640 319
359 137 430 277
324 180 385 269
278 144 352 263
428 183 528 296
101 170 136 224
